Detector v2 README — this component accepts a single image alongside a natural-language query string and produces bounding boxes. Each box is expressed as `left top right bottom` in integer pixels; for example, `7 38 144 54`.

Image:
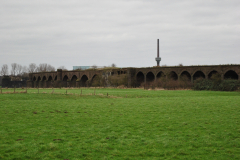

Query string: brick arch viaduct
27 65 240 88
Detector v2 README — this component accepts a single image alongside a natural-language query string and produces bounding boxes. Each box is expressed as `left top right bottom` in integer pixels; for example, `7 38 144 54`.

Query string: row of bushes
193 79 240 91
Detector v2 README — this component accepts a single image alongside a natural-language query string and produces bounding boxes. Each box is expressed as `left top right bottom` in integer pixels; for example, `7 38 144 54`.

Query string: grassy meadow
0 88 240 159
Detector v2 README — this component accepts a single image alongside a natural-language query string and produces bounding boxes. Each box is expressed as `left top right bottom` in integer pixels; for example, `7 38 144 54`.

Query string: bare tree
111 63 116 67
46 64 55 72
36 63 47 72
21 66 29 78
22 66 28 74
16 64 23 76
58 66 68 71
37 63 55 72
1 64 8 76
11 63 17 76
28 63 37 73
92 65 97 69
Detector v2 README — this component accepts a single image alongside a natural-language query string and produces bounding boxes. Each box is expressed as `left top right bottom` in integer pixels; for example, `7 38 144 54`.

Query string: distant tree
21 66 29 78
46 64 55 72
11 63 17 76
111 63 116 67
22 66 28 74
58 66 68 71
36 63 47 72
16 64 23 76
28 63 37 73
92 65 97 69
178 63 183 66
37 63 55 72
1 64 8 76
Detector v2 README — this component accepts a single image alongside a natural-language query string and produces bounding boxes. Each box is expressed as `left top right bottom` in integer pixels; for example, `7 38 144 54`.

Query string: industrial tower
155 39 161 66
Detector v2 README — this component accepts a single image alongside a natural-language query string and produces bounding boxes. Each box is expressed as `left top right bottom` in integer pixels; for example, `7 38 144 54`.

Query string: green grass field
0 88 240 159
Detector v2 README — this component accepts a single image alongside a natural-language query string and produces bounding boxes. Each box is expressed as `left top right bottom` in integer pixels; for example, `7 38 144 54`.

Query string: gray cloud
0 0 239 70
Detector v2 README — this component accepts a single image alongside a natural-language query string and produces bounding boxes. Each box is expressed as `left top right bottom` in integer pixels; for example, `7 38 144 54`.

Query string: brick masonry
27 65 240 88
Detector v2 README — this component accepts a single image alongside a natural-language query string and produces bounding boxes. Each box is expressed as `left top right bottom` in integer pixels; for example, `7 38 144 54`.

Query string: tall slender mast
155 39 161 66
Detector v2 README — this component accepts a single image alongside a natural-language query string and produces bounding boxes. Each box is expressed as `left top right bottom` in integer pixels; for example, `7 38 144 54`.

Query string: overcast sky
1 0 239 70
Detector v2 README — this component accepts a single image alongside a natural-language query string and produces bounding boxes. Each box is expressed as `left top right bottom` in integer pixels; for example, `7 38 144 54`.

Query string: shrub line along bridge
27 65 240 88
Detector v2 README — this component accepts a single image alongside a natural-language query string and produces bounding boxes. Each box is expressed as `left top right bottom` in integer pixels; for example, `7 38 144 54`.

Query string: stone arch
91 74 101 86
37 76 41 81
224 70 238 80
48 76 53 81
42 76 47 81
156 71 165 79
92 74 99 81
136 71 144 85
180 71 191 81
146 71 155 82
54 75 57 81
33 76 36 81
168 71 178 80
71 75 77 81
63 75 68 81
208 70 220 80
81 75 89 87
193 71 205 80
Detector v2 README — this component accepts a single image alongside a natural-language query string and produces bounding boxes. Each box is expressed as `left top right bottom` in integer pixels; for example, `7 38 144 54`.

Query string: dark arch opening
71 75 77 81
81 75 88 87
208 70 220 80
92 74 99 81
180 71 191 81
193 71 205 80
146 72 155 82
33 76 36 81
156 71 165 79
48 76 53 81
91 74 100 87
169 71 178 80
136 72 144 86
224 70 238 80
63 75 68 81
54 76 57 81
42 76 47 81
37 76 41 81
